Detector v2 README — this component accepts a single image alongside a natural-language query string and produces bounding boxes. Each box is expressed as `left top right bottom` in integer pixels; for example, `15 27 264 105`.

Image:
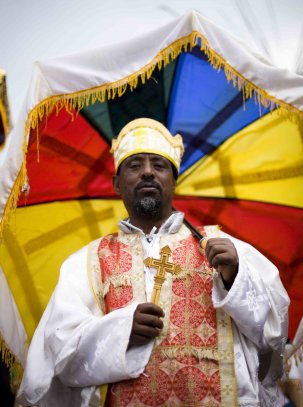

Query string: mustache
135 181 161 192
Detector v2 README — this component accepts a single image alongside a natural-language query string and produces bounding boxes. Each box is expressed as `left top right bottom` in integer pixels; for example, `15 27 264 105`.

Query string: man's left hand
204 238 239 285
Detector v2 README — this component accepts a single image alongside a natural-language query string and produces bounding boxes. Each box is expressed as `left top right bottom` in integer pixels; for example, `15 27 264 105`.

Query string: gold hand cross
144 245 182 305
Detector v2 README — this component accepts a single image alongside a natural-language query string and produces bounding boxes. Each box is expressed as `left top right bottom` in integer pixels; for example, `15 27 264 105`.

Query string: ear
112 175 120 195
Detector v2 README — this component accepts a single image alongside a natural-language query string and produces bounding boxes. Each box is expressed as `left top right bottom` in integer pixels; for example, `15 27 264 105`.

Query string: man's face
113 153 176 220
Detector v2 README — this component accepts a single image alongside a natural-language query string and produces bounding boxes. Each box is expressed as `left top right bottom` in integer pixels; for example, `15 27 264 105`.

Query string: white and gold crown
110 118 184 172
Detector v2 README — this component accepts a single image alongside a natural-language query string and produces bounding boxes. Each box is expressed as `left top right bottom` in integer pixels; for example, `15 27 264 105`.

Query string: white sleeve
17 245 153 405
48 246 153 386
212 232 290 353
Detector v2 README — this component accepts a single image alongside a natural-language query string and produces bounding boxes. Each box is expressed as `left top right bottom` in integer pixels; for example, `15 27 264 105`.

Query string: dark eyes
126 161 167 170
128 163 140 169
154 163 166 169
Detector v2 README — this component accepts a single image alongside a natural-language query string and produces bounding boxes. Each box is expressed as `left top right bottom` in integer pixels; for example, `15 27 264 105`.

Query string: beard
134 196 162 219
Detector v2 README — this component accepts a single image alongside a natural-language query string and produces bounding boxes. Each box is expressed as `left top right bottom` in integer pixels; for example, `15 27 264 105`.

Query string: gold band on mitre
110 118 184 173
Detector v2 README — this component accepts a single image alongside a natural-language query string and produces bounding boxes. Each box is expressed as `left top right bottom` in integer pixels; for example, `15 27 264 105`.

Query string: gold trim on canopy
1 30 303 237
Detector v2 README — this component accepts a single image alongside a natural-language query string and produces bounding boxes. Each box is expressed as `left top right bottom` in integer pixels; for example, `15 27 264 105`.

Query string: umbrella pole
172 207 208 249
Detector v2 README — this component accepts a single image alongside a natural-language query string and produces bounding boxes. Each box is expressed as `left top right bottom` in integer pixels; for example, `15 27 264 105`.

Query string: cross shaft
144 245 181 305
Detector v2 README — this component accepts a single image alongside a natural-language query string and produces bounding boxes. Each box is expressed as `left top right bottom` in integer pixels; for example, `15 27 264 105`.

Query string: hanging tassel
0 335 23 393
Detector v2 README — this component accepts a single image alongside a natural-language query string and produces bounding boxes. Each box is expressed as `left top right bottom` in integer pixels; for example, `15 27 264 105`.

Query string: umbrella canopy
0 9 302 390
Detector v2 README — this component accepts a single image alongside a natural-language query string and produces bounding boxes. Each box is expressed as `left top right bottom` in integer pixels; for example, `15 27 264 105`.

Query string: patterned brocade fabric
96 225 238 406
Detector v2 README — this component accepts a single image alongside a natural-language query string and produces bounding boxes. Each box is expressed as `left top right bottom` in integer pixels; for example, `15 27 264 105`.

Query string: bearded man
18 118 289 407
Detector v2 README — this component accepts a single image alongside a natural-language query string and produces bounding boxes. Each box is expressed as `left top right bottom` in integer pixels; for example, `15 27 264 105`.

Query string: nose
141 160 154 178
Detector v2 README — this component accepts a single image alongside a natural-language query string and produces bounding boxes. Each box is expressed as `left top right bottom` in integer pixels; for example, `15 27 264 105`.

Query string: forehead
121 153 171 166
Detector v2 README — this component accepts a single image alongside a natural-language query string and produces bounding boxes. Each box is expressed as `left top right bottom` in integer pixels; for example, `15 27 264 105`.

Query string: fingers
128 303 165 347
136 302 165 318
134 311 164 330
130 323 161 344
204 238 238 265
204 238 239 283
205 239 236 263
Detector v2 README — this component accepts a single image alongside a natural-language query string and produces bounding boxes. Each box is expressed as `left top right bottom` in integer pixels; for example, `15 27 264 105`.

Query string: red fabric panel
174 196 303 339
18 108 116 206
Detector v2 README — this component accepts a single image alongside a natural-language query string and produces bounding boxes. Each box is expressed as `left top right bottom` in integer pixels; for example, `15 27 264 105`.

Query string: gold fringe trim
160 345 219 361
0 334 23 394
103 274 132 297
0 140 28 239
1 30 303 238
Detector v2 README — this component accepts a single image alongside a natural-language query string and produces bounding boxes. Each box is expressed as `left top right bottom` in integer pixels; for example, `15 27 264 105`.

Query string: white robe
17 214 290 407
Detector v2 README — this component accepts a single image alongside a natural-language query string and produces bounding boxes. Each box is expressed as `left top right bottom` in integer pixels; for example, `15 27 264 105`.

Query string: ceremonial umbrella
0 10 302 390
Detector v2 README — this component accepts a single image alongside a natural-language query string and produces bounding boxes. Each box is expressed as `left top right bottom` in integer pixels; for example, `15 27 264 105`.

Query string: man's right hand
128 303 165 347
